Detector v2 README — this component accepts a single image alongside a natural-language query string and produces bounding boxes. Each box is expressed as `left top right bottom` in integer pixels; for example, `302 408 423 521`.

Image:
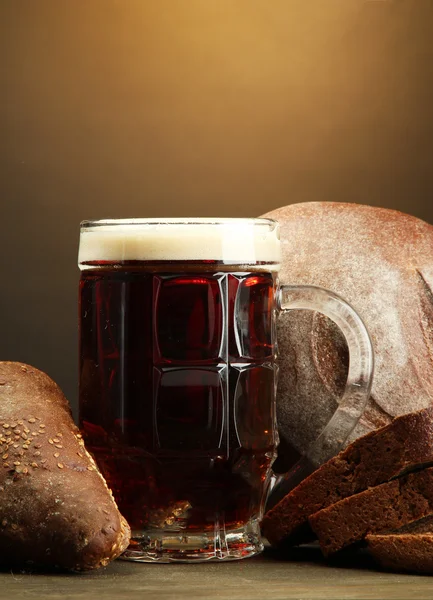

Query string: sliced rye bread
262 406 433 548
309 466 433 557
367 516 433 574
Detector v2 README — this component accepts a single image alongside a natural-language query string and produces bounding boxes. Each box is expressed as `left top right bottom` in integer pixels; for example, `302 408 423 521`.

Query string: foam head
78 218 281 268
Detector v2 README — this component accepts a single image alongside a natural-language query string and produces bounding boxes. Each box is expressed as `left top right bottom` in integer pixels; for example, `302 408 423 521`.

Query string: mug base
120 519 263 563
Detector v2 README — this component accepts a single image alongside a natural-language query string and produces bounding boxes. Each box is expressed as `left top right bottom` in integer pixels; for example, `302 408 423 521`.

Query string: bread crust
0 362 130 570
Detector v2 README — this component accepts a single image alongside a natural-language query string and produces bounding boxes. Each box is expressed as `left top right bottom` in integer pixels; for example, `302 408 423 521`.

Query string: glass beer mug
78 218 373 562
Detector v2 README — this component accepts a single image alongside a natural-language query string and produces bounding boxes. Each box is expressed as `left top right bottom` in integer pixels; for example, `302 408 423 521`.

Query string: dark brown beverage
79 261 278 537
78 218 374 562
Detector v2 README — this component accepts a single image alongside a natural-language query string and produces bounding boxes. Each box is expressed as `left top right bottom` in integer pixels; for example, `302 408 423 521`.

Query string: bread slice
309 466 433 557
367 516 433 573
262 406 433 548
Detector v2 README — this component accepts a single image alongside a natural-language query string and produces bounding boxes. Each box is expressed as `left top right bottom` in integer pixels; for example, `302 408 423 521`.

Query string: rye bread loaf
262 406 433 548
367 516 433 573
261 203 433 468
309 466 433 557
0 362 130 570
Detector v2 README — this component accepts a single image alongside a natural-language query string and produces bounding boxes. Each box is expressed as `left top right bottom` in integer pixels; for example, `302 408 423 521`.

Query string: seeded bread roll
261 202 433 467
262 406 433 548
0 362 130 570
309 466 433 557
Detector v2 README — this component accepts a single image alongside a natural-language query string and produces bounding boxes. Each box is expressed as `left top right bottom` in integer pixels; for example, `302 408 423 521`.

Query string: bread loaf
261 202 433 467
0 362 130 570
309 466 433 557
262 406 433 548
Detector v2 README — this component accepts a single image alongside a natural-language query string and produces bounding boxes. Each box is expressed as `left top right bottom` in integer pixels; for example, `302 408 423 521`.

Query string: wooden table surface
1 546 433 600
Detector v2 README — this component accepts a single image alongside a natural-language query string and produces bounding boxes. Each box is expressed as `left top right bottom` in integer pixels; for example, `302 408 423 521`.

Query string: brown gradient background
1 0 433 417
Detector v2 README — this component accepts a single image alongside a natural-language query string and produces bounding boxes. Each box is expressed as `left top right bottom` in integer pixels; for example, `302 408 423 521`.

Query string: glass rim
80 217 278 230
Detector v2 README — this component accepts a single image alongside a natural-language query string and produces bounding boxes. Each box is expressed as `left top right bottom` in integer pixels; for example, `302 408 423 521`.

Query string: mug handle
267 284 374 509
